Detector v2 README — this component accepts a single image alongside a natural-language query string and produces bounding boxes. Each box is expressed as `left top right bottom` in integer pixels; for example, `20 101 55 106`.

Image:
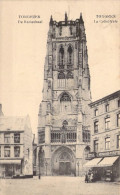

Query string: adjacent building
0 111 33 178
37 14 91 176
86 91 120 181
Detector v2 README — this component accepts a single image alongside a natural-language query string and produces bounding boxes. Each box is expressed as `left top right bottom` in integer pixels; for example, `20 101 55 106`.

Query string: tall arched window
58 72 65 79
58 72 65 88
59 46 64 68
66 71 73 79
84 146 90 160
60 93 71 112
67 45 73 66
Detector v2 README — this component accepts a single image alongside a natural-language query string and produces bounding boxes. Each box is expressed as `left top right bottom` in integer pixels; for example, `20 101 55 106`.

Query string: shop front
0 160 22 178
97 156 120 181
84 157 103 181
84 155 120 182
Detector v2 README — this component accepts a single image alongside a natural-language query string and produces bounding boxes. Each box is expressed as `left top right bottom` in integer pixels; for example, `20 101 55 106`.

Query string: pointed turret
50 15 53 26
65 12 68 25
80 13 84 24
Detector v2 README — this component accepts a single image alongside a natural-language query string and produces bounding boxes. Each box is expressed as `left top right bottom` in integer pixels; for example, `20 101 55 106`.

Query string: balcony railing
51 130 76 143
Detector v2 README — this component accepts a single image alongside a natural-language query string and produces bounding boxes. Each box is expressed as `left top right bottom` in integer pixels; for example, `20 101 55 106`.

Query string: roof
0 116 29 131
89 90 120 107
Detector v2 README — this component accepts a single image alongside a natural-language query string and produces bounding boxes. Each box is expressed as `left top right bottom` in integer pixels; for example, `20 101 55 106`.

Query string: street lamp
45 160 48 176
38 148 41 179
77 161 80 176
38 146 43 179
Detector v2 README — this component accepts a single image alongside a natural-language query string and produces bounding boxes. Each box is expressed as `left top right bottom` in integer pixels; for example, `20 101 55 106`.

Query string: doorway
59 162 71 175
5 165 14 177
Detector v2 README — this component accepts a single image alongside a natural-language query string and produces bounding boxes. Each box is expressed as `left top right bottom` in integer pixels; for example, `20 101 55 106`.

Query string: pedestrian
38 173 41 179
90 172 94 182
85 173 88 183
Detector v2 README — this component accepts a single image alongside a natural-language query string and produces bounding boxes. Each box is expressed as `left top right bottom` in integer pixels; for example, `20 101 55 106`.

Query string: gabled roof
89 90 120 107
0 116 29 131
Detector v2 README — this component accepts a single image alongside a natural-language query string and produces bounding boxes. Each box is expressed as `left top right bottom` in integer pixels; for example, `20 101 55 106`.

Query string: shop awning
97 156 119 167
0 160 21 164
84 158 102 167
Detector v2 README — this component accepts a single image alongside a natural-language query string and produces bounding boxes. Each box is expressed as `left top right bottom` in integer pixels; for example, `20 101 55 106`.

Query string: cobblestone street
0 176 120 195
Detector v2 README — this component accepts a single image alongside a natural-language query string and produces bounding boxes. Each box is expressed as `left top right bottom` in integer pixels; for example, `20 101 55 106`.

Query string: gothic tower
37 13 91 176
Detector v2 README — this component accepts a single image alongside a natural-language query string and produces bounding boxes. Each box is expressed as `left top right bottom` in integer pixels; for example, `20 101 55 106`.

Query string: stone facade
37 14 92 176
89 90 120 181
0 114 33 178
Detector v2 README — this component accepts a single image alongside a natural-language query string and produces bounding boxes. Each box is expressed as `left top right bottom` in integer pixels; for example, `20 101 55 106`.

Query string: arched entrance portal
52 146 76 176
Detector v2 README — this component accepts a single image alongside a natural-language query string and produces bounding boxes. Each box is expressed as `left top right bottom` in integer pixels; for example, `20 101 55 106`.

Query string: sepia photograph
0 0 120 195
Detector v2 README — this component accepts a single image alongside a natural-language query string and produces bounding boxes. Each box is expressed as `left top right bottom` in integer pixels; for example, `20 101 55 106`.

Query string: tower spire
38 14 91 176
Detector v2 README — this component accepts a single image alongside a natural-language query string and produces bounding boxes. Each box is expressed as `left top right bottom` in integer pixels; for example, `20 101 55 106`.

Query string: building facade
88 91 120 181
0 113 33 178
37 14 91 176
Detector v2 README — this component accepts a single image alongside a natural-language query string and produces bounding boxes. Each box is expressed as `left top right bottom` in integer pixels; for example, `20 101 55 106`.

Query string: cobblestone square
0 177 120 195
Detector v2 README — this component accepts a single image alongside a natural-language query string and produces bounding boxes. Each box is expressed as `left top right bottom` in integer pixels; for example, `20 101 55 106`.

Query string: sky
0 0 120 135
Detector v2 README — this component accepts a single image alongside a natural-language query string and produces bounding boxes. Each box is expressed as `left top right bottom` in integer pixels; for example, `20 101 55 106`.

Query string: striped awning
84 158 102 167
97 156 119 167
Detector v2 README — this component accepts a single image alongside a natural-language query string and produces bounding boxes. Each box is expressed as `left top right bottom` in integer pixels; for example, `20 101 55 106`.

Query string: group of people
85 170 94 183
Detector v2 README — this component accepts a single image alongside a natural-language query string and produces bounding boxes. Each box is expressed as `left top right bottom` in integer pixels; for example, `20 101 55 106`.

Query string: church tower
37 13 91 176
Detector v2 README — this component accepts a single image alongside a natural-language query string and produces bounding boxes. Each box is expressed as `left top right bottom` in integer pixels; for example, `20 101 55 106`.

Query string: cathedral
37 13 92 176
